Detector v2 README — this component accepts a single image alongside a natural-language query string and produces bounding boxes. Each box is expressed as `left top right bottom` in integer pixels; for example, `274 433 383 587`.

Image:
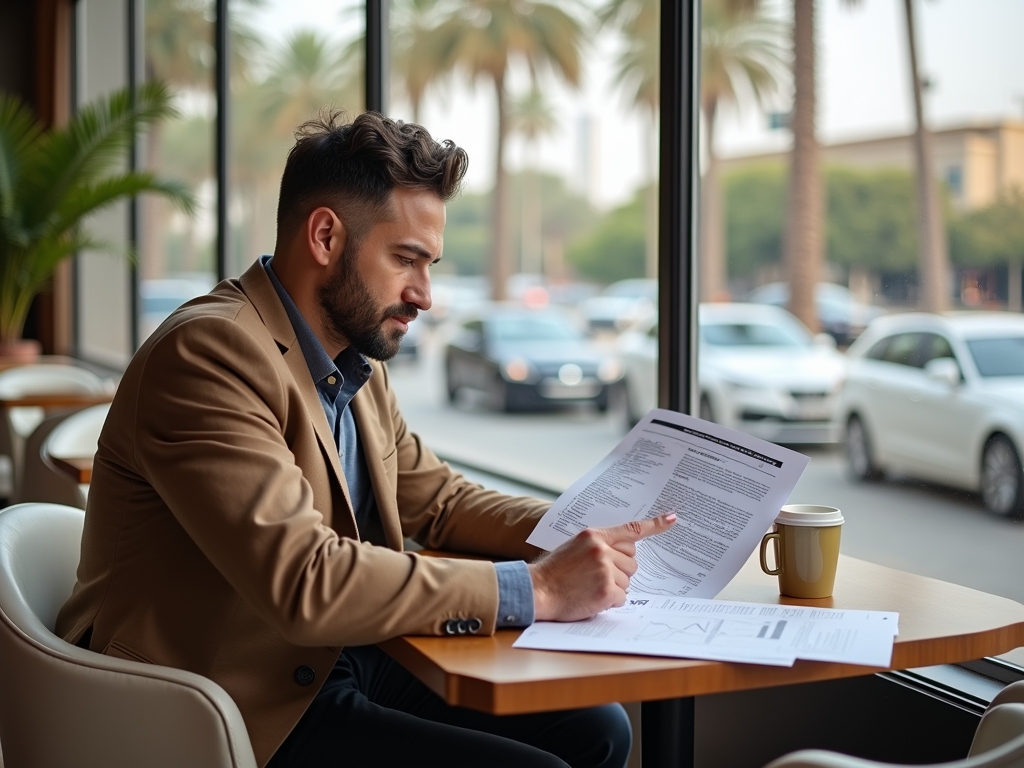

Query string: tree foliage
949 190 1024 266
565 193 647 284
724 164 920 280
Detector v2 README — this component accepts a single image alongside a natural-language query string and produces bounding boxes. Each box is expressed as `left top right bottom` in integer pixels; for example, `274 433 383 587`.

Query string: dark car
445 307 624 412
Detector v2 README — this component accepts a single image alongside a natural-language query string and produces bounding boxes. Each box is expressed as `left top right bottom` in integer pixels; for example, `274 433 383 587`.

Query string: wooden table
0 393 113 410
380 552 1024 768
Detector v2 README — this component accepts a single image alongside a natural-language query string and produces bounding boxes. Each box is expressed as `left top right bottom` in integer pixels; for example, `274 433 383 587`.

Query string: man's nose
403 274 432 311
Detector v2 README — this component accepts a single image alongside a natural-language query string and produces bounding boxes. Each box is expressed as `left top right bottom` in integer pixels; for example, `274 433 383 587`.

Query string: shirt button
505 615 517 623
294 665 316 686
327 376 337 385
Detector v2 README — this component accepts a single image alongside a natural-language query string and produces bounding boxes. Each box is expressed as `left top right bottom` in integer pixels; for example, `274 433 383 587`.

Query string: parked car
619 303 846 444
839 312 1024 517
745 282 883 346
445 306 623 412
580 278 657 333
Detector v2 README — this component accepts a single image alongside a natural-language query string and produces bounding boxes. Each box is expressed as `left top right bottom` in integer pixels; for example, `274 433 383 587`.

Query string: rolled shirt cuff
494 560 535 628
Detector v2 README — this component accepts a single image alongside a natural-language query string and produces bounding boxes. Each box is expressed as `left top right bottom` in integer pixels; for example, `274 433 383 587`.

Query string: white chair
766 681 1024 768
0 503 257 768
16 403 110 507
0 364 110 500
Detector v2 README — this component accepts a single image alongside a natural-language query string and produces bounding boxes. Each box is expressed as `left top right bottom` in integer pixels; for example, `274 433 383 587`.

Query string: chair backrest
0 365 107 400
0 503 257 768
43 403 110 458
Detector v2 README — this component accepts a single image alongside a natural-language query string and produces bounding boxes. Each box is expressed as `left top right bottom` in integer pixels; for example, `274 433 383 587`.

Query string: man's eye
399 257 415 267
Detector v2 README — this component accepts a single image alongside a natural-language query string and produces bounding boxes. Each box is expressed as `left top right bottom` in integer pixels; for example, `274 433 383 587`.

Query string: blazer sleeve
130 312 504 646
373 363 551 562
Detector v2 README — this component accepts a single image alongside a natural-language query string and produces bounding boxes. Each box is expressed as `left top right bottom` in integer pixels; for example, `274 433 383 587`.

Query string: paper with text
527 409 811 598
513 596 899 667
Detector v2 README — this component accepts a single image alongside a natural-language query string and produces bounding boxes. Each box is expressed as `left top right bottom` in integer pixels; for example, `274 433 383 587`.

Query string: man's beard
318 246 418 361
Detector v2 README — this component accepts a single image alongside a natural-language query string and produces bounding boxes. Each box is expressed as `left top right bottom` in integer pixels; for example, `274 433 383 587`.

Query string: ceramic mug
759 504 844 599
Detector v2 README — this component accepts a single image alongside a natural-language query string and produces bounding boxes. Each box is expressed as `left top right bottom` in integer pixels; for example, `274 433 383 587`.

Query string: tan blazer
56 261 548 767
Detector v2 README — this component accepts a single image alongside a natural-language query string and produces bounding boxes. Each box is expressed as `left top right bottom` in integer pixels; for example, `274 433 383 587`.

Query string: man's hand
528 513 677 622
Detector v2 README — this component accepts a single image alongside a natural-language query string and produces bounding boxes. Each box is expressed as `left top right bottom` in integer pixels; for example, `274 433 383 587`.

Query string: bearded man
57 111 674 768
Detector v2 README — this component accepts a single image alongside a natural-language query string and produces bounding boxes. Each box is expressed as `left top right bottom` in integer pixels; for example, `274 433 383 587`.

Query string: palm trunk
701 98 727 302
784 0 823 333
904 0 948 311
490 73 511 301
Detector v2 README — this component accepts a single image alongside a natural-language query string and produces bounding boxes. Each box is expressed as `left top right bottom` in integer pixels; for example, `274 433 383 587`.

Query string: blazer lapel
238 261 356 531
352 388 404 551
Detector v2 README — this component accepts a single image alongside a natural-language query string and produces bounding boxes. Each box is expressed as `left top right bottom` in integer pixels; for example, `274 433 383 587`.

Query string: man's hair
276 109 469 247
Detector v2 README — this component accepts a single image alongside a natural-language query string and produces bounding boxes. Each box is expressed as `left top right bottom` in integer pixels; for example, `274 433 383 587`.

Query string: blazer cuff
494 560 535 628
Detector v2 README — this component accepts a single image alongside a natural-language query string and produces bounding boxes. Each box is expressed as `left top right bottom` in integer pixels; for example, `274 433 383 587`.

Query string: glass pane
383 0 658 492
75 0 134 367
139 0 217 343
226 0 365 278
698 0 1024 667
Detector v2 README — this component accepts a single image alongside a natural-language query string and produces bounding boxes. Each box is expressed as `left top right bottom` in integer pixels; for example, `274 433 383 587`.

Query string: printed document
527 409 810 598
513 596 900 668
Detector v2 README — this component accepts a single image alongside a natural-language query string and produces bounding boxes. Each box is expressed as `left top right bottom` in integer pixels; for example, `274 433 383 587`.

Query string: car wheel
699 395 715 423
845 415 883 481
980 435 1024 518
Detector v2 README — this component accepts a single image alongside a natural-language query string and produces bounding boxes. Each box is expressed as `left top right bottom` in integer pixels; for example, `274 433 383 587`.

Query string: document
513 596 900 668
527 409 811 598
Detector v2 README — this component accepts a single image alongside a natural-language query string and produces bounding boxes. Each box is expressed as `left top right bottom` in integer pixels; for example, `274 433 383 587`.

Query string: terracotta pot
0 339 42 363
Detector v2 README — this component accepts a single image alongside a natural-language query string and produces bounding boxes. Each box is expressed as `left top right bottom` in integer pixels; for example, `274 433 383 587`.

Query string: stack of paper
513 597 899 668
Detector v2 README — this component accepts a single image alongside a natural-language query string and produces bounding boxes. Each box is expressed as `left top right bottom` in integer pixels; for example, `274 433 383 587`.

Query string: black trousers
267 645 632 768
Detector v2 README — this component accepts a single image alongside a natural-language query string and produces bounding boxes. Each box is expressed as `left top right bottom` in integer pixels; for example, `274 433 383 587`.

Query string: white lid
775 504 844 527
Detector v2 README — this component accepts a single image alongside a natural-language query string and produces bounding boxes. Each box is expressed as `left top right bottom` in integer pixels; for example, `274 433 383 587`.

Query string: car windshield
966 337 1024 377
701 322 807 347
491 315 581 342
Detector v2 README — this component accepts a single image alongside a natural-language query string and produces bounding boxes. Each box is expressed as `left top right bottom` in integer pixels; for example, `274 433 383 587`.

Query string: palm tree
784 0 821 331
598 0 659 280
700 0 787 301
903 0 948 311
600 0 785 294
390 0 447 123
509 86 557 276
430 1 587 301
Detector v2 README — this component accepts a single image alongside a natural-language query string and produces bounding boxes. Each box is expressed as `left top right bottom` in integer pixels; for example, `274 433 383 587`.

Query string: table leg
641 697 695 768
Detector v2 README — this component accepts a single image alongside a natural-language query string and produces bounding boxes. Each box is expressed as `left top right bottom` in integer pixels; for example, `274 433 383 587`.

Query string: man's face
318 188 444 361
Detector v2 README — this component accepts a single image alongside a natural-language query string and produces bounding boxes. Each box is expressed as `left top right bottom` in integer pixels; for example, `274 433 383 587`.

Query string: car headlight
503 357 532 382
598 358 623 383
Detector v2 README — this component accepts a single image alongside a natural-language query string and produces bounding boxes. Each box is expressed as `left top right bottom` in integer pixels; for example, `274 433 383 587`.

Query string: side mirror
924 357 961 386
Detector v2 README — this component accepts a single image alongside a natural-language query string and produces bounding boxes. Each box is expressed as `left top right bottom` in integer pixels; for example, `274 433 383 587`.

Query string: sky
247 0 1024 209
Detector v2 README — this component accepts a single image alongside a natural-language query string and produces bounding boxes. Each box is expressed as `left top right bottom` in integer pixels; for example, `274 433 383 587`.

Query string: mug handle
760 532 782 576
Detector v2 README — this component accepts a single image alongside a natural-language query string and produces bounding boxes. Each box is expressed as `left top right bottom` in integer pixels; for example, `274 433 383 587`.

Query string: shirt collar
262 255 373 390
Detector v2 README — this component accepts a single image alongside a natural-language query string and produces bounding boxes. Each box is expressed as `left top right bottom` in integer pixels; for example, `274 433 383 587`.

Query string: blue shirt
263 256 534 627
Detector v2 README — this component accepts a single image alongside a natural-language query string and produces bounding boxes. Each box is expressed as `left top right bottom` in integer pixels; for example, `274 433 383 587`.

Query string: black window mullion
128 0 141 351
215 0 229 281
657 0 700 415
365 0 389 114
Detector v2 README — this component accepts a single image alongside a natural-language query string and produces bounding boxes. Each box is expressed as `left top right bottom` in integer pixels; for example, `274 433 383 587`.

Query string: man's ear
306 207 346 268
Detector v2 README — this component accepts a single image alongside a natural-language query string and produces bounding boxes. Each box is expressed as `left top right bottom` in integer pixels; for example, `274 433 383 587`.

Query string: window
881 333 923 367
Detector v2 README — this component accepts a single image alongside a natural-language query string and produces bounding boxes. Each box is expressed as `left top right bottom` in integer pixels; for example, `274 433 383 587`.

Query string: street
388 331 1024 661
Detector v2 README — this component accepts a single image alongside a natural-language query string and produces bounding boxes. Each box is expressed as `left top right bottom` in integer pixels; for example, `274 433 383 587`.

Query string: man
57 111 675 768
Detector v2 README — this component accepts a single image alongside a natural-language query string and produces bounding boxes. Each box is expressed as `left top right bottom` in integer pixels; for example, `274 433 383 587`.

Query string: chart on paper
514 597 900 667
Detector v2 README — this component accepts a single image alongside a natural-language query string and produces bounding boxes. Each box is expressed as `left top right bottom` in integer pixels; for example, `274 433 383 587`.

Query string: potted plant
0 81 195 358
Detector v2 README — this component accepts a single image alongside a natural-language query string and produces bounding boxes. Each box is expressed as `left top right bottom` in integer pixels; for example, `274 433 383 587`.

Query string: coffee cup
759 505 844 599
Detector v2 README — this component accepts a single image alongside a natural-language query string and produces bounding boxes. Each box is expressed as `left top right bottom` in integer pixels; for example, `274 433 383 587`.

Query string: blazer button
467 618 482 634
294 665 316 686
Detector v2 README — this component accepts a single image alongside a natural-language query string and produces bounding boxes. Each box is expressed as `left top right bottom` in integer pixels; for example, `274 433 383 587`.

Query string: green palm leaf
0 80 196 341
19 81 180 230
